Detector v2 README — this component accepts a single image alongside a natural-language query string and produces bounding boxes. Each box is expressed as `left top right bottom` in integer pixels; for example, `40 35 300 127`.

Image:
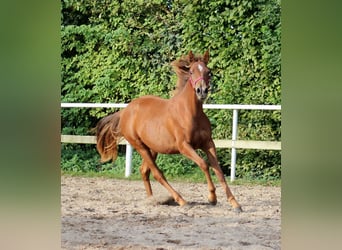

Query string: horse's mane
170 52 207 96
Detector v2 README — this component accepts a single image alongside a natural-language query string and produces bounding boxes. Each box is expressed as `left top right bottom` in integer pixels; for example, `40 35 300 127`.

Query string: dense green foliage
61 0 281 180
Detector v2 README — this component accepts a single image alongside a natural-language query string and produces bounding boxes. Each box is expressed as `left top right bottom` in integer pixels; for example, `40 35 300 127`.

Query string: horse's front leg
179 142 218 205
205 141 242 212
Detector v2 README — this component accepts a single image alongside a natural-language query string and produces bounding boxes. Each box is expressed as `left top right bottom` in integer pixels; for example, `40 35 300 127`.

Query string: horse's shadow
154 196 213 207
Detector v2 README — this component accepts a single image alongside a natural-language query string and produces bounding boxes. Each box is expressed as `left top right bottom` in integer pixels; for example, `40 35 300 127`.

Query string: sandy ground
61 176 280 250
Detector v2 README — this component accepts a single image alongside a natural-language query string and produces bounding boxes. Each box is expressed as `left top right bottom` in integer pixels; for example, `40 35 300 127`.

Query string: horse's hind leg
136 147 187 206
139 150 157 197
140 160 152 197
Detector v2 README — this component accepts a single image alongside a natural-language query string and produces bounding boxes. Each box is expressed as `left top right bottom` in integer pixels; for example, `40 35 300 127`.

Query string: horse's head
188 50 211 102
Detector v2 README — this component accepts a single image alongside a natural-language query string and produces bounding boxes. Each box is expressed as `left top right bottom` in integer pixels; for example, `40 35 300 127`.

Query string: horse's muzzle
196 87 209 101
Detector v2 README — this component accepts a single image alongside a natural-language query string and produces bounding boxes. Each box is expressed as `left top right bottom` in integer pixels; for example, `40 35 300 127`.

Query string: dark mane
170 52 207 96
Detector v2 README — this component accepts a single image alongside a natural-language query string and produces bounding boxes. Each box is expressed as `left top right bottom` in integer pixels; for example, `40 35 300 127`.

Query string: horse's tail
95 111 122 162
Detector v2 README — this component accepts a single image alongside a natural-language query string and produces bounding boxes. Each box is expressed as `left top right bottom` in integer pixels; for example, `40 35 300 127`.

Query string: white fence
61 103 281 181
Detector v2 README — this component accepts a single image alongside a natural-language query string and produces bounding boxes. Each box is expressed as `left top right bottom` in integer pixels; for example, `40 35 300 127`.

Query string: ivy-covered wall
61 0 281 179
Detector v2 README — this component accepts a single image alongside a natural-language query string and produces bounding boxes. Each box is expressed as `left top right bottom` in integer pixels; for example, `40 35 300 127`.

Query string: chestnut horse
95 51 242 212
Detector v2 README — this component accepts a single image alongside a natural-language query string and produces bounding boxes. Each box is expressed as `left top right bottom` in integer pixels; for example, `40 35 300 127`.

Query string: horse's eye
189 70 193 75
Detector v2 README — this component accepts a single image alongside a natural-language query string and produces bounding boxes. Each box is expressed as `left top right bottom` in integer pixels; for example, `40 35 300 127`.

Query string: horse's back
123 95 169 120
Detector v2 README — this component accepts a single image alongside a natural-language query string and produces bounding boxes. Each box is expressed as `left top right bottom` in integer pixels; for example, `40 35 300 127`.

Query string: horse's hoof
181 202 190 207
234 206 243 213
208 200 217 206
179 201 188 207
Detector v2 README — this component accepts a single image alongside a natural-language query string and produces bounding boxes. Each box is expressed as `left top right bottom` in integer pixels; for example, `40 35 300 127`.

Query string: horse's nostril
196 88 201 94
204 88 209 94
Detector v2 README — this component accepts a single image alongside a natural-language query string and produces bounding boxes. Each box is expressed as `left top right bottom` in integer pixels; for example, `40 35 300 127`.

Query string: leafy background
61 0 281 180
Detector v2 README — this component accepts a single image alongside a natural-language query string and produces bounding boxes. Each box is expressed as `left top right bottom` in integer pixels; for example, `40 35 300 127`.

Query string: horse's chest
189 129 209 147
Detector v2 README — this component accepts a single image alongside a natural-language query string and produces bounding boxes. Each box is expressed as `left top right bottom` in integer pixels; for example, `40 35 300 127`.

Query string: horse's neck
173 78 188 96
175 81 203 116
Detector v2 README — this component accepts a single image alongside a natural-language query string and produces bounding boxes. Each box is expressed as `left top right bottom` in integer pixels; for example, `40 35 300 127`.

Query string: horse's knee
197 159 209 172
139 165 148 174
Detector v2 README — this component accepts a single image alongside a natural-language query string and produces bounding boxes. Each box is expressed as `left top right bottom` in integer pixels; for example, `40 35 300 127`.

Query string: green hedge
61 0 281 180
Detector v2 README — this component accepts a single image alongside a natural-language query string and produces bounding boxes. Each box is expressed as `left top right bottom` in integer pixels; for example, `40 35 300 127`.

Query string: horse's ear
203 50 210 64
188 50 194 63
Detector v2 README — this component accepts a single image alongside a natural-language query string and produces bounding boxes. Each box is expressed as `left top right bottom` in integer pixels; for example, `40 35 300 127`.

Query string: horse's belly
141 133 179 154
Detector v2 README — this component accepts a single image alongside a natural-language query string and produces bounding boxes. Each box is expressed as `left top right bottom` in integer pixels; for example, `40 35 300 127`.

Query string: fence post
125 144 133 177
230 109 238 181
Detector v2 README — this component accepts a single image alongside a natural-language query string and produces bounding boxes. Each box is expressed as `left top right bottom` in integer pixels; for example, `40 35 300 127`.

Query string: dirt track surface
61 176 280 249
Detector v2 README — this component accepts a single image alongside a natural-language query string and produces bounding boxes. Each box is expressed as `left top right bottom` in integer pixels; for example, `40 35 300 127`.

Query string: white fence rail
61 103 281 181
